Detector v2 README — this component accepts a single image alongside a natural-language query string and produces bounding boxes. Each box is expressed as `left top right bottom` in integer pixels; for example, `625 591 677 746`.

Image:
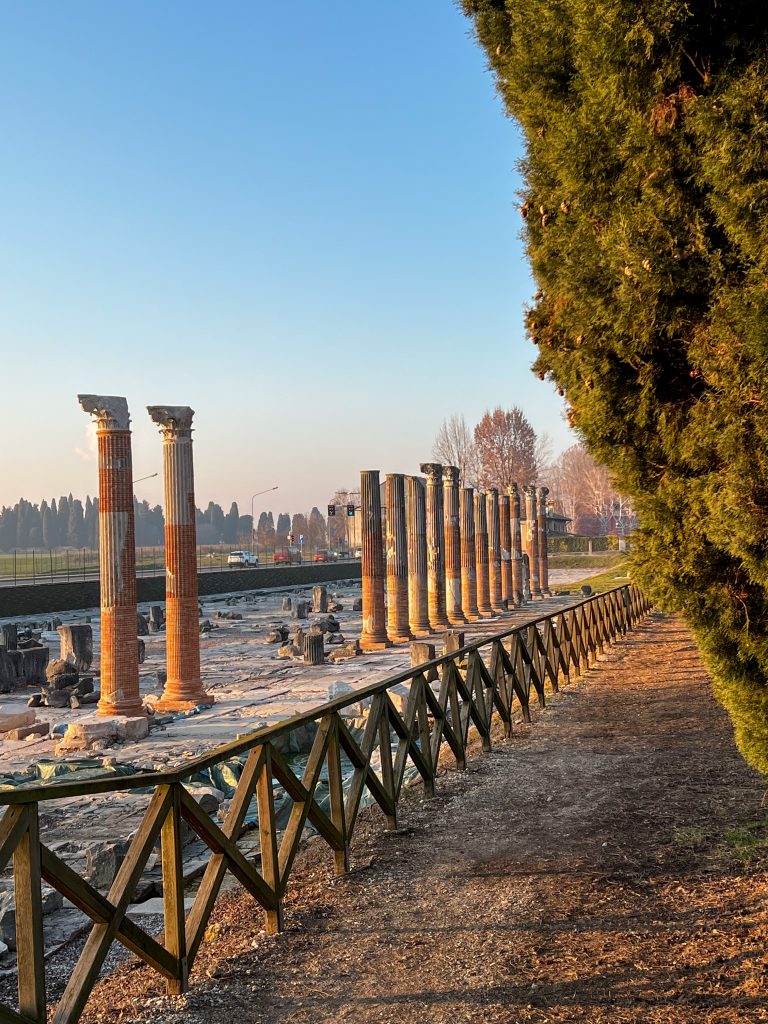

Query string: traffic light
346 503 355 517
327 504 335 517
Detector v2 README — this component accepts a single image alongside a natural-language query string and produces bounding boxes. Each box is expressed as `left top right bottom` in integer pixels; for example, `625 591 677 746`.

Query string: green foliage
462 0 768 770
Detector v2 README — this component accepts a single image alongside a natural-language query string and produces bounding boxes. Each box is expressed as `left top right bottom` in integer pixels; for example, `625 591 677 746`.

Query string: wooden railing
0 584 652 1024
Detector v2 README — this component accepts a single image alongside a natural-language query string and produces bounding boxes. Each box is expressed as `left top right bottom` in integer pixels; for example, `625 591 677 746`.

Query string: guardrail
0 584 651 1024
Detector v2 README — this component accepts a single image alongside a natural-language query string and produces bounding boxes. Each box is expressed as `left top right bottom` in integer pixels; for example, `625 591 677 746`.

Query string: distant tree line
0 496 340 552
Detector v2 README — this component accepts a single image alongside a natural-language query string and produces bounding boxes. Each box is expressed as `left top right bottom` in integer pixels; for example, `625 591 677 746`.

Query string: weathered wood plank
14 806 45 1023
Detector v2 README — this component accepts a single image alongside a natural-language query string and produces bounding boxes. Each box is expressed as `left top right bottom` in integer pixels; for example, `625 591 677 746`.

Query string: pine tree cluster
462 0 768 769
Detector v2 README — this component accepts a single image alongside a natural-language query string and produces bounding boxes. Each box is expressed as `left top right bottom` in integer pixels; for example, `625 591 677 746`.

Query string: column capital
147 405 195 440
78 394 130 431
420 462 442 481
442 465 459 486
507 482 519 498
537 485 550 501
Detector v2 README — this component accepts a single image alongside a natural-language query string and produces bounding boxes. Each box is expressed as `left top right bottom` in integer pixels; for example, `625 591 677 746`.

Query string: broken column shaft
147 405 211 711
474 491 494 618
443 466 466 625
360 470 391 650
420 463 450 629
406 476 432 637
78 395 144 716
537 486 551 596
524 485 543 599
487 488 506 614
385 473 412 643
459 488 480 621
499 492 514 609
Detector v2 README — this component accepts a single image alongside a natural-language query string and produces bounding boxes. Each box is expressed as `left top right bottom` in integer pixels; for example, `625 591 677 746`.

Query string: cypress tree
462 0 768 770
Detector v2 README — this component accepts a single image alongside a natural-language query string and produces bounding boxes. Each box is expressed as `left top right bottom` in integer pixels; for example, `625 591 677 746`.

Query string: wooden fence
0 584 651 1024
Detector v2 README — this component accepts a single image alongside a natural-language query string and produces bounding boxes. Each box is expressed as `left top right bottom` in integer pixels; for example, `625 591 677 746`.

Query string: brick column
460 488 480 621
487 488 506 614
360 470 391 650
385 473 412 643
147 406 211 711
474 492 494 618
509 483 524 605
443 466 466 625
499 492 513 609
406 476 432 637
420 463 450 629
537 485 551 596
78 395 144 717
524 485 543 599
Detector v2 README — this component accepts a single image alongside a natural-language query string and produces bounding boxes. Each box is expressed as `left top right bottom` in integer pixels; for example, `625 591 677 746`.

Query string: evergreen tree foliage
462 0 768 769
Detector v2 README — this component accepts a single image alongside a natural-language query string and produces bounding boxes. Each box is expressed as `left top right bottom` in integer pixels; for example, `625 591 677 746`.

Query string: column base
476 609 496 618
448 613 468 626
463 612 482 621
389 633 414 644
491 604 508 615
428 619 452 630
154 691 214 713
360 636 393 651
410 626 434 638
97 700 148 718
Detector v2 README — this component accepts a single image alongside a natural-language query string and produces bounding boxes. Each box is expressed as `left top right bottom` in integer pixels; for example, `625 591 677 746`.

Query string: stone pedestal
509 483 524 605
524 485 543 599
147 406 211 711
443 466 466 625
487 489 506 613
460 488 480 621
474 492 494 618
360 470 391 650
420 463 450 629
406 476 432 637
385 474 412 643
537 485 551 596
78 395 144 717
57 624 93 672
499 493 513 609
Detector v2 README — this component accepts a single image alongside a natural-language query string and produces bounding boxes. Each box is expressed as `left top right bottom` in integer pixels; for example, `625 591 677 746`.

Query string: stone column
406 476 432 637
487 488 506 614
360 470 391 650
509 483 524 605
537 485 551 596
442 466 466 625
474 492 494 617
524 485 543 599
420 463 450 629
78 395 144 717
499 492 513 609
385 473 412 643
460 488 480 621
147 406 211 711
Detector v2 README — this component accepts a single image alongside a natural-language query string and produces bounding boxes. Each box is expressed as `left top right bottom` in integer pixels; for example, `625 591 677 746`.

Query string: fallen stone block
327 640 361 663
114 716 150 742
352 597 363 611
3 722 49 742
0 709 36 735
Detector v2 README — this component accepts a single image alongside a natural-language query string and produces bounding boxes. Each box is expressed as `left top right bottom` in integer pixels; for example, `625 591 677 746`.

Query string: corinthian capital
146 405 195 440
78 394 130 431
420 462 442 482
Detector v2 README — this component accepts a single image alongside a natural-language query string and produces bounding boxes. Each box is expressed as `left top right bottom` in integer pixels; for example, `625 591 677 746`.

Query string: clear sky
0 0 573 520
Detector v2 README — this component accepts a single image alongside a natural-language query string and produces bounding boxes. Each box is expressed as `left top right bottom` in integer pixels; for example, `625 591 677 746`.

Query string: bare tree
549 444 637 534
432 415 480 486
534 431 555 484
473 406 538 491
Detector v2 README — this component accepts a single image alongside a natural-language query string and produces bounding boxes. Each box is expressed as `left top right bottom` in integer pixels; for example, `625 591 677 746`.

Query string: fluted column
499 492 513 608
524 485 543 599
385 474 412 643
406 476 432 637
487 488 506 613
147 406 211 710
474 492 494 617
360 470 391 649
78 395 144 717
537 485 551 596
509 483 524 605
443 466 466 625
460 488 480 620
420 463 450 629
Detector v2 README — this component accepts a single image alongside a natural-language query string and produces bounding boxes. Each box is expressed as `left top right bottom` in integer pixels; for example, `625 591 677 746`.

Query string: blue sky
0 0 573 519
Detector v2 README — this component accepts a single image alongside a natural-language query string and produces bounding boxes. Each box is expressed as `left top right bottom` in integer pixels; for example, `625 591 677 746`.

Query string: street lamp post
251 486 279 557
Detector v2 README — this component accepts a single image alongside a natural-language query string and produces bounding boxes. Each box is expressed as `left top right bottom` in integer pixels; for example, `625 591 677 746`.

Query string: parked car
227 550 258 568
314 549 339 562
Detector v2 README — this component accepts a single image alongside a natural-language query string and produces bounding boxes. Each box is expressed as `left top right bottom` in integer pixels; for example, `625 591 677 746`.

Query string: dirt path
84 613 768 1023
